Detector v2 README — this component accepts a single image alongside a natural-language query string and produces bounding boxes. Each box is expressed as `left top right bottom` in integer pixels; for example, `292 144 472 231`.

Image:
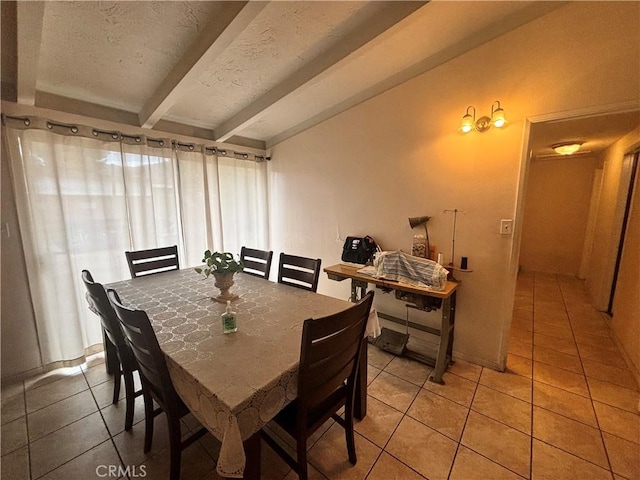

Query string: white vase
213 272 239 303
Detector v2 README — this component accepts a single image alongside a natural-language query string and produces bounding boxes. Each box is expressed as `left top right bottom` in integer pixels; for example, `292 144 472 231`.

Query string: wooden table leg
242 431 261 480
355 340 368 420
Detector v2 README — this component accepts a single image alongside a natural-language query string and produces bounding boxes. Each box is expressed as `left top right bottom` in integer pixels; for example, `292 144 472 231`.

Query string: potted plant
195 250 244 303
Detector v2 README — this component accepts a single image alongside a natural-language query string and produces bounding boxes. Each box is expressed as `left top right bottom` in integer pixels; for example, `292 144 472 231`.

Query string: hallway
505 270 639 479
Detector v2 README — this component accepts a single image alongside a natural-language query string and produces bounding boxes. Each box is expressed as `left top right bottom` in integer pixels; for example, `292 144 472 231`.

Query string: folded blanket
358 251 449 291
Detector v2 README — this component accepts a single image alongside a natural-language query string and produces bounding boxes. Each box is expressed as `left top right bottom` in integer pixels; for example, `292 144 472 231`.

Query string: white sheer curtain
175 148 268 264
217 155 269 254
4 116 269 367
2 123 172 366
175 146 221 267
122 138 180 252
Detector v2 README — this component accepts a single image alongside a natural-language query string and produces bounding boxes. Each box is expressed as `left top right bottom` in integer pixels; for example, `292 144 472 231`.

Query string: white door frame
500 100 639 367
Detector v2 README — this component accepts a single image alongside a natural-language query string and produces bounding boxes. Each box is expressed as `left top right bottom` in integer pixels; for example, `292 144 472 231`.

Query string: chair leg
112 368 122 405
168 413 182 480
143 390 154 453
345 403 357 465
297 437 308 480
123 369 135 430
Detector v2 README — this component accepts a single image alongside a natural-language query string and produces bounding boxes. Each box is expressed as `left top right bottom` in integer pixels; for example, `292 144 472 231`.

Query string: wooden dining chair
125 245 180 278
107 288 207 480
82 270 141 431
240 246 274 279
261 290 374 480
277 253 322 292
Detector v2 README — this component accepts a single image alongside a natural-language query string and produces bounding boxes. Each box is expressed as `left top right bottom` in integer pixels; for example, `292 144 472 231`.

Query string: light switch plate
500 219 513 235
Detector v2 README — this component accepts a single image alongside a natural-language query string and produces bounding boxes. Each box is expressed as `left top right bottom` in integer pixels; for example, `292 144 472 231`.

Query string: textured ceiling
238 1 547 142
7 1 628 152
39 1 220 111
166 1 375 128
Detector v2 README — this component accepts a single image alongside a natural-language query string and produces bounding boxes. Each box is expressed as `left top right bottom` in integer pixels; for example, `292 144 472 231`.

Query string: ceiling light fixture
552 142 583 155
460 100 506 133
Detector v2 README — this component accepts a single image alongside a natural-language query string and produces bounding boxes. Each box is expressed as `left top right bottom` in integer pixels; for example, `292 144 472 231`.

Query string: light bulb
460 113 474 133
553 143 582 155
492 106 506 128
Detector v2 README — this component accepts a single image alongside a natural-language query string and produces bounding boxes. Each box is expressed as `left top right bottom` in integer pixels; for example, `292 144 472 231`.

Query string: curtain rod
2 114 271 162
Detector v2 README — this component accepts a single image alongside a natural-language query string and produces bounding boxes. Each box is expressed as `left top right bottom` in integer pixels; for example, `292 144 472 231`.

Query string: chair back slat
107 288 179 411
118 325 160 387
298 291 374 412
125 245 179 278
136 362 164 396
306 319 365 362
278 253 322 292
240 247 274 279
304 342 360 405
307 340 361 383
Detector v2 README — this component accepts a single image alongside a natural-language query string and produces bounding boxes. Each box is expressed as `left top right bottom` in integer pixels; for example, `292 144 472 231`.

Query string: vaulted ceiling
3 1 573 150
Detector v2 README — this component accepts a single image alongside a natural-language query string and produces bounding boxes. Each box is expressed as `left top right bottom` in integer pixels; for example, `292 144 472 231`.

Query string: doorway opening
503 106 640 372
514 108 639 310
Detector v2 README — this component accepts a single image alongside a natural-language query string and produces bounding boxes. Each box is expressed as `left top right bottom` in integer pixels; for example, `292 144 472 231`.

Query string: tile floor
2 272 639 479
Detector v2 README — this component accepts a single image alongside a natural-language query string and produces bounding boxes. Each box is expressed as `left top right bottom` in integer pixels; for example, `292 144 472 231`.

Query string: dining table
105 268 378 479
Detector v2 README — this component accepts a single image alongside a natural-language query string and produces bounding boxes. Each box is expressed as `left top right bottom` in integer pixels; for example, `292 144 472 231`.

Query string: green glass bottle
221 300 237 334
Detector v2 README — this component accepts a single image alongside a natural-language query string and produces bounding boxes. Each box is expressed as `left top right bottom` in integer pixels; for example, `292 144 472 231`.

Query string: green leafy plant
195 250 244 278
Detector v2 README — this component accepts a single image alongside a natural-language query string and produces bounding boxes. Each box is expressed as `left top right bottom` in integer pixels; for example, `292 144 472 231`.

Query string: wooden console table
324 264 458 384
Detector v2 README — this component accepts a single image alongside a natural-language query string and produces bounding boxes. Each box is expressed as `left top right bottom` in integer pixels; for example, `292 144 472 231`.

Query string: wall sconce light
552 142 583 155
460 100 506 133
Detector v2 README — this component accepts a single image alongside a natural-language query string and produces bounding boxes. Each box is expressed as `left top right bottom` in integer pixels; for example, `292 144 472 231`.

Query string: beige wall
519 155 600 275
587 126 640 311
611 147 640 380
587 126 640 381
267 2 640 369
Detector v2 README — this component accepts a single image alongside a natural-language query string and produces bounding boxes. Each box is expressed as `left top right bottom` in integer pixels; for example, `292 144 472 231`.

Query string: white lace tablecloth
106 269 376 478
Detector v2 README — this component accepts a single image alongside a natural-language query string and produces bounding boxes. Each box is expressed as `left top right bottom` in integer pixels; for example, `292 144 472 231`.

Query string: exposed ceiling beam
266 1 566 148
214 1 426 142
17 1 44 105
1 1 18 102
138 1 267 129
36 91 141 126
